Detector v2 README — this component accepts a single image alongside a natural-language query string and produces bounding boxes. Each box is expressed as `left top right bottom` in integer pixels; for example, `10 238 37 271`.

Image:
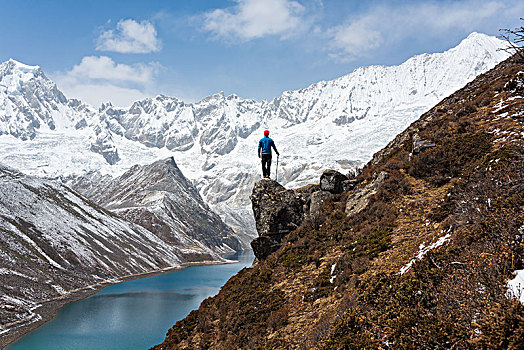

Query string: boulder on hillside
320 169 348 194
345 171 388 216
250 179 339 260
309 190 333 218
250 180 308 237
251 234 287 262
412 133 436 154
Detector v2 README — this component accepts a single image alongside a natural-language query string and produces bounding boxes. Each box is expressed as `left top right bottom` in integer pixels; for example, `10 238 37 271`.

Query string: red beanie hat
264 130 270 135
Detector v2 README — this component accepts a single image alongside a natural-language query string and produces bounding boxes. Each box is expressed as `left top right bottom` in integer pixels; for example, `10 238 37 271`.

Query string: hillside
0 33 510 238
153 54 524 349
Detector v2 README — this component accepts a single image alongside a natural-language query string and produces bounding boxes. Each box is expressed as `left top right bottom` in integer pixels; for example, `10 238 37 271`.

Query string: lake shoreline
1 258 235 349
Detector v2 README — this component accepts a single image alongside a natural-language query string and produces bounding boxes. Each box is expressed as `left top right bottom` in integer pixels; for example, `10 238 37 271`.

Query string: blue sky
0 0 522 107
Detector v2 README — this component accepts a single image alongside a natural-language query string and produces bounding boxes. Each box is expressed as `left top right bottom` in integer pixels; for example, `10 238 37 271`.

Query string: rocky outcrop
412 133 436 154
89 133 120 165
345 171 388 216
251 169 355 260
250 180 309 259
320 169 359 194
320 169 347 193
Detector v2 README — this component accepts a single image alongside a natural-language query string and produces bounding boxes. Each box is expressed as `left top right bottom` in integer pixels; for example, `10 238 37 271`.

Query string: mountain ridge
0 32 511 240
0 155 240 346
69 157 241 255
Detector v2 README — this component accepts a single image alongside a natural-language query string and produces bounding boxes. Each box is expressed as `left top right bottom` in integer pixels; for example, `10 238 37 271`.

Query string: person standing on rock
258 130 279 179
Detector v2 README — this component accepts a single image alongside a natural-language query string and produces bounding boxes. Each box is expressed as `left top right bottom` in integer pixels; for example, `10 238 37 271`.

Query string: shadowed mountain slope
69 157 241 258
0 165 204 344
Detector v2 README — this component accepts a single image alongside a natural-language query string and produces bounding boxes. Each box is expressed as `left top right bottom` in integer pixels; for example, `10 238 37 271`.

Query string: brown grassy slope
153 55 524 350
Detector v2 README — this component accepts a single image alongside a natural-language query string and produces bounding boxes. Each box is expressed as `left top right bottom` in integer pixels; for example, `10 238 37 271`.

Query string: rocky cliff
250 169 354 260
154 54 524 349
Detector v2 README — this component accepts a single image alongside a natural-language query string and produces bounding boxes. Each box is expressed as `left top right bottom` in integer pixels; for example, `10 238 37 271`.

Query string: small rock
342 179 359 192
309 191 332 218
320 169 348 194
412 133 436 154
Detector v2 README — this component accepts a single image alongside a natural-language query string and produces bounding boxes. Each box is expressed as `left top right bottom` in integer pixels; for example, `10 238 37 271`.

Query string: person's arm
271 141 279 156
258 140 262 158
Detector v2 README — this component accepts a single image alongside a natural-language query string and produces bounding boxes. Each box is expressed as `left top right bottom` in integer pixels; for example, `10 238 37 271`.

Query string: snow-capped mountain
0 163 218 333
0 59 120 165
0 32 511 238
69 157 241 252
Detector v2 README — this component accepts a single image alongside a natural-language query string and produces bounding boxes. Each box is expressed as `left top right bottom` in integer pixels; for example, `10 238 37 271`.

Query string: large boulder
250 180 317 260
250 180 308 237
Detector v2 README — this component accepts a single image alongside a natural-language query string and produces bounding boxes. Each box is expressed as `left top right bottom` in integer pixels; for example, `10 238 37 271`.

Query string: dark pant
261 154 272 177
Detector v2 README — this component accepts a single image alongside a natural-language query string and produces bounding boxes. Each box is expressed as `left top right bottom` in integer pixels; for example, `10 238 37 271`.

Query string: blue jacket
258 136 279 156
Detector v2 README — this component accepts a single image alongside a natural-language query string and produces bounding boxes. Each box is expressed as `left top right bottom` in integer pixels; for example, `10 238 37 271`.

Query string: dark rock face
250 179 337 260
251 234 287 263
250 180 313 260
250 180 308 237
320 169 348 194
89 140 120 165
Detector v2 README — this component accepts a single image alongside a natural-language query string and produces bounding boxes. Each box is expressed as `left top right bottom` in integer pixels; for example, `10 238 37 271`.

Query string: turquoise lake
9 251 254 350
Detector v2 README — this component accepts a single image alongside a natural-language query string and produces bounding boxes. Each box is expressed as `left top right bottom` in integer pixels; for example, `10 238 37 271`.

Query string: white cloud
96 19 162 53
60 83 148 108
203 0 307 41
328 15 382 59
327 0 524 62
54 56 161 107
65 56 159 83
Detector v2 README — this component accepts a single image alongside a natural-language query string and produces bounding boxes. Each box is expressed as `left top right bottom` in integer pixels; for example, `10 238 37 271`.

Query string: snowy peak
0 58 68 140
460 31 505 47
0 58 43 82
0 58 58 98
